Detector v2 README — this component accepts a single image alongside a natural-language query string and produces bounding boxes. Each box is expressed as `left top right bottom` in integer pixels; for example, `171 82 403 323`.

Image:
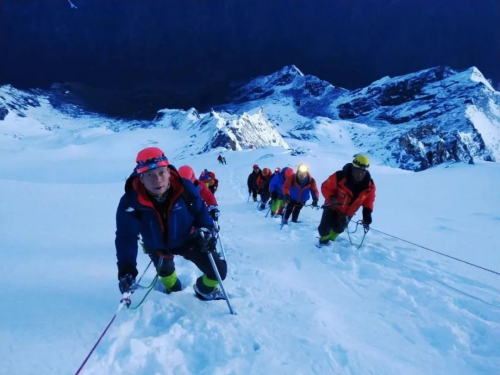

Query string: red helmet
178 165 196 182
275 167 281 173
262 168 271 176
136 147 169 174
284 168 294 178
253 164 259 169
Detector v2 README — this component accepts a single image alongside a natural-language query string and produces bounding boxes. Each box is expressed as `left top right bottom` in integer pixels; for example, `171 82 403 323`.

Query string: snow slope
1 120 499 374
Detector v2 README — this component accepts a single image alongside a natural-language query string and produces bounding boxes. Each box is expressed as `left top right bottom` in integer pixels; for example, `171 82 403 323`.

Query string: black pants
259 189 270 203
284 200 304 222
150 244 227 281
250 188 258 200
318 208 350 236
259 191 271 210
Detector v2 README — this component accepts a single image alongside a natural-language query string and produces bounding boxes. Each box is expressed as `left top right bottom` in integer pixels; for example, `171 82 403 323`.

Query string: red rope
74 299 129 375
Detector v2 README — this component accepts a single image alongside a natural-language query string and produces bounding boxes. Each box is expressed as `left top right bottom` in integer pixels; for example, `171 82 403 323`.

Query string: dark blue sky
1 0 499 110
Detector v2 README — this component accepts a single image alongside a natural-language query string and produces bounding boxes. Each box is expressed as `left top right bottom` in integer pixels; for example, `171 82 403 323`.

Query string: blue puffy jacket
199 169 210 182
269 167 291 199
282 173 319 203
115 168 214 275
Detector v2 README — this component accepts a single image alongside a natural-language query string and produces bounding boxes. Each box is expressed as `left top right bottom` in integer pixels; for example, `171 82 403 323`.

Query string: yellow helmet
352 155 370 170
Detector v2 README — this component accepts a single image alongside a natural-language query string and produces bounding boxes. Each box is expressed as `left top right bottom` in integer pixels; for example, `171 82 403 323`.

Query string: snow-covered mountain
0 85 289 157
2 64 499 171
155 107 288 153
219 65 500 171
332 66 500 170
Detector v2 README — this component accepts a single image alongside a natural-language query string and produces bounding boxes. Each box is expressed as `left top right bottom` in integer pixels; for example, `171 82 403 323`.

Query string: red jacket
195 179 217 206
321 165 375 216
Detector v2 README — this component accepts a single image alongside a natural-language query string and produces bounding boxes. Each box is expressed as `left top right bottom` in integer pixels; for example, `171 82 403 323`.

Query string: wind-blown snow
470 67 494 91
466 105 500 161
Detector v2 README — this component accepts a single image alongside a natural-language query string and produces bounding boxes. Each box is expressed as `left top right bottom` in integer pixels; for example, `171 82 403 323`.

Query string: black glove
208 205 220 221
118 264 138 280
271 191 278 201
362 208 372 225
312 199 318 207
284 194 291 204
118 274 136 294
194 227 217 252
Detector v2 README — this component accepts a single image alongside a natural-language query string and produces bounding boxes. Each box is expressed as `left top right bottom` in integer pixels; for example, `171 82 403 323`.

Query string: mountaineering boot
318 233 331 246
260 203 266 211
193 274 225 301
160 271 182 294
317 230 339 248
193 284 225 301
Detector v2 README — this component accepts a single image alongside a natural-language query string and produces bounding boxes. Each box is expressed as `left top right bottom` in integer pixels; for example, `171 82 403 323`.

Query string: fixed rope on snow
74 261 154 374
346 220 370 249
368 227 500 277
130 275 159 310
252 194 500 277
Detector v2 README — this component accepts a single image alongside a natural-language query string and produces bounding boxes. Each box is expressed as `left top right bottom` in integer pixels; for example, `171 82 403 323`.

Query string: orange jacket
321 167 375 216
256 174 269 190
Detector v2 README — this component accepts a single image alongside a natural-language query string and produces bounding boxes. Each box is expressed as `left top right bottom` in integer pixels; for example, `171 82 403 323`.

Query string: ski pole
280 204 289 230
247 192 251 203
265 206 272 217
207 252 236 315
214 221 227 261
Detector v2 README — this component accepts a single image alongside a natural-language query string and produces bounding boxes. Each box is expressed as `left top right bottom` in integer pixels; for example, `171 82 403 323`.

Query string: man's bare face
351 167 367 183
140 166 170 195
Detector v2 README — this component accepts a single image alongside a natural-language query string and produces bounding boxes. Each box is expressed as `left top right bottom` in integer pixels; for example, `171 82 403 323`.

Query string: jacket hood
280 167 291 178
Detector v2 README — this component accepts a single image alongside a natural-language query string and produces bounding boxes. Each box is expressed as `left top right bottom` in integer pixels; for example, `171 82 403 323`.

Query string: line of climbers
247 154 375 246
115 147 376 304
